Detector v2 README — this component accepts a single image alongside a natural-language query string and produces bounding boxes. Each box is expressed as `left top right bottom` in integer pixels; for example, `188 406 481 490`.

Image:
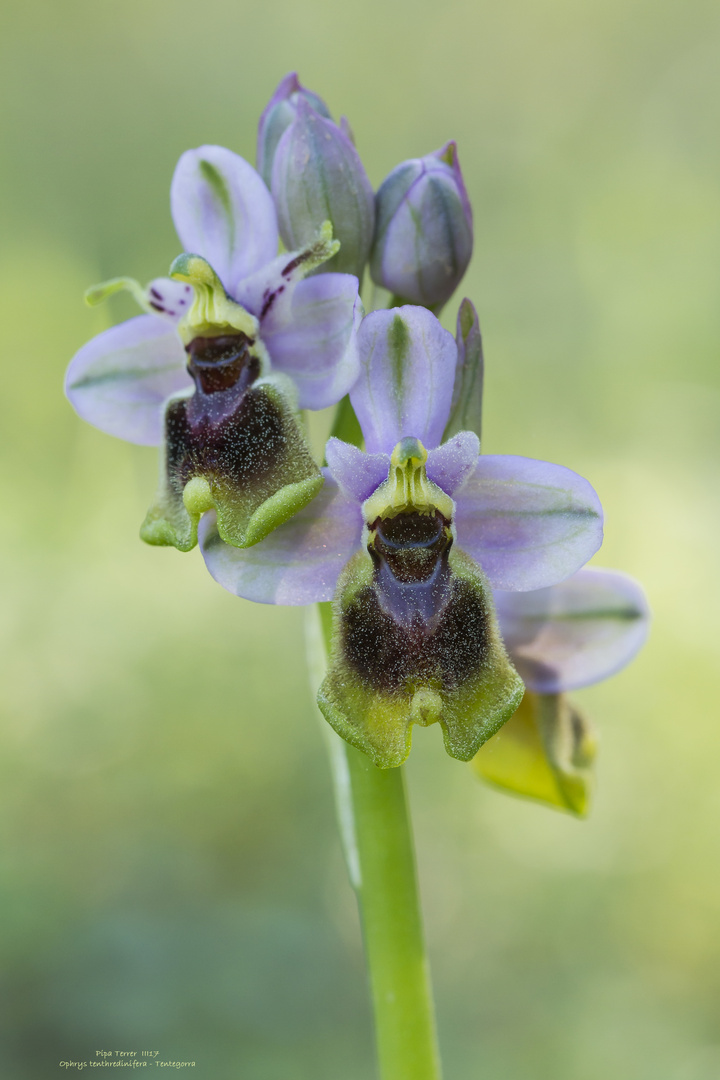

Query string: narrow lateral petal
259 273 362 410
84 275 192 325
454 456 603 591
65 314 190 446
426 431 480 495
170 145 278 292
199 473 362 604
350 306 457 454
325 438 389 502
494 567 650 692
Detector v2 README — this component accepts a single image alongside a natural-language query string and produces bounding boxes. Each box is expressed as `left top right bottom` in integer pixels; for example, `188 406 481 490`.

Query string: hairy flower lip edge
317 544 526 769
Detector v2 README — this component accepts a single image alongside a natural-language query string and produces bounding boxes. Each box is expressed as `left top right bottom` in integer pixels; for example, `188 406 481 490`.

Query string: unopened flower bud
370 141 473 310
271 98 375 281
256 72 332 190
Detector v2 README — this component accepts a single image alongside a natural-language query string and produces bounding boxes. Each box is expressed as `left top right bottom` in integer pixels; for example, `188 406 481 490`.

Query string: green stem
345 745 443 1080
312 605 442 1080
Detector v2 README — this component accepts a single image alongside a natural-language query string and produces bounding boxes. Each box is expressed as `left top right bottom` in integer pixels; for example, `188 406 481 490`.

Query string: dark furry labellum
140 333 322 552
318 510 524 769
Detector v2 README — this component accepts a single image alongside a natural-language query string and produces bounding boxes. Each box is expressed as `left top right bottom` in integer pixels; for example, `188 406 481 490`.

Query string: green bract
444 298 484 443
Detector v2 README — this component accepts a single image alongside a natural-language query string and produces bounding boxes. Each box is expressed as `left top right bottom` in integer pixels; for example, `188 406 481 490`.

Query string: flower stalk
316 602 443 1080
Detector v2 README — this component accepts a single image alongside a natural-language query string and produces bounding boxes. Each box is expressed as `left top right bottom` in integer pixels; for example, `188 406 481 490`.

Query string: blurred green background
1 0 719 1076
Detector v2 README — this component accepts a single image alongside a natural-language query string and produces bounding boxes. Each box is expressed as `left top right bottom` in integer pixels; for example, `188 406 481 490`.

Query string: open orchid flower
474 567 650 814
199 305 604 768
65 145 362 551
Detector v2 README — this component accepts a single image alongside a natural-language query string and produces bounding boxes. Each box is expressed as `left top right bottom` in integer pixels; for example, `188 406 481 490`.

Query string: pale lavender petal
325 438 389 502
494 567 650 692
426 431 480 495
146 277 194 321
234 239 361 409
65 315 190 446
199 473 362 604
170 145 278 292
350 306 457 454
258 273 362 409
454 455 603 591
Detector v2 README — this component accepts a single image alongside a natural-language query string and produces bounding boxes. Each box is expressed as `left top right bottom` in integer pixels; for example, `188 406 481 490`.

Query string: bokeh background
1 0 719 1076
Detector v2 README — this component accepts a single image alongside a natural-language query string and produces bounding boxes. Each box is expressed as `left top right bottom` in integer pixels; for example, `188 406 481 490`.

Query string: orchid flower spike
65 146 362 552
474 568 650 815
198 304 604 769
